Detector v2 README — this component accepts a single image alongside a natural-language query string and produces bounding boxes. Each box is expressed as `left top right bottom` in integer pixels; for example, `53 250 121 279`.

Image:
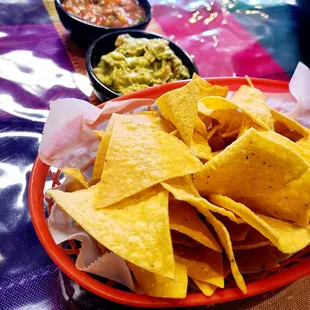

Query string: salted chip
62 168 89 191
195 116 208 137
230 85 274 130
92 114 118 181
123 111 175 133
234 246 280 274
193 128 308 197
169 200 221 252
47 185 175 278
215 215 250 242
235 168 310 227
233 229 270 250
174 244 224 288
193 280 217 296
93 129 105 139
156 79 199 145
95 119 203 209
198 101 243 136
163 180 246 292
161 175 244 224
297 135 310 159
203 211 246 293
190 131 213 160
171 230 200 247
209 195 310 253
130 262 187 299
271 108 309 139
93 113 175 181
193 73 229 98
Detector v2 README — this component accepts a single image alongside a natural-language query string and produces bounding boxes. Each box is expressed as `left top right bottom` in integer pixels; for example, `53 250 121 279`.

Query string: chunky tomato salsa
62 0 146 27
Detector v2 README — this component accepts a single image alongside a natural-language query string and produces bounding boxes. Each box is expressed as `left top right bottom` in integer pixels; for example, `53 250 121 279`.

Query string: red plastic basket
28 78 310 308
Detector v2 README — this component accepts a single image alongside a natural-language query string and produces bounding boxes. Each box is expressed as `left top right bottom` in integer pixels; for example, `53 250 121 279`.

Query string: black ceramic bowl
54 0 152 47
86 30 199 102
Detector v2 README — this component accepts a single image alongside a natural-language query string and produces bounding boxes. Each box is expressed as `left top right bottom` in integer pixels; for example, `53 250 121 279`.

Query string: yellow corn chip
62 168 89 190
161 175 244 224
169 200 221 252
259 131 310 163
171 230 200 247
123 112 175 132
195 116 209 137
271 108 309 139
193 280 217 296
93 129 105 139
234 167 310 228
215 215 251 242
156 80 199 145
130 262 187 299
193 73 229 98
190 131 213 160
233 229 271 250
193 128 308 197
92 114 118 181
230 85 274 130
47 185 175 278
234 246 280 274
95 119 203 209
209 195 310 253
174 244 224 288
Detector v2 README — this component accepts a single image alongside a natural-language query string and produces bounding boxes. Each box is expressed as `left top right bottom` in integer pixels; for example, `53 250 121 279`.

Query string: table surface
0 0 310 309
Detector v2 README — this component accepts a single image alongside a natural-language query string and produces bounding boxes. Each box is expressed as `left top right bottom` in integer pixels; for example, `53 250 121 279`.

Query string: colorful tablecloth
0 0 310 308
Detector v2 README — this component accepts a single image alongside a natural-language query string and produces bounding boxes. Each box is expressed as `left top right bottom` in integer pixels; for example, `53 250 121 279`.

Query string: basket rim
28 77 310 308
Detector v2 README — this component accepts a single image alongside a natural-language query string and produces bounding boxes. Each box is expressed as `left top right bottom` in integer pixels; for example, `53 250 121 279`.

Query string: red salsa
62 0 146 27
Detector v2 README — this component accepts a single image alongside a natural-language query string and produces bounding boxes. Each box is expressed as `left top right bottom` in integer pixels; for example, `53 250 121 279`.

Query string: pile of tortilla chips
46 74 310 299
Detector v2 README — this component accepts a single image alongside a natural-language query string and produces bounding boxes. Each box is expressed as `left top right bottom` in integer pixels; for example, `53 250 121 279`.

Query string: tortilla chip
233 229 270 250
92 114 118 181
230 85 274 130
47 185 175 278
209 195 310 253
215 215 251 242
297 135 310 155
193 280 217 296
271 109 309 139
190 131 213 160
193 73 229 98
163 179 246 292
193 128 308 197
234 246 280 274
130 262 187 299
259 131 310 163
234 167 310 227
156 80 199 145
198 99 242 135
195 116 208 137
171 230 200 247
62 168 89 190
169 200 221 252
161 175 244 224
95 119 203 209
174 244 224 288
202 211 246 293
123 111 175 133
207 133 226 152
93 129 105 139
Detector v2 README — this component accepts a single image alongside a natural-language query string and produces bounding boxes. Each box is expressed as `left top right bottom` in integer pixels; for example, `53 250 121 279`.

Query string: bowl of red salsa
54 0 152 47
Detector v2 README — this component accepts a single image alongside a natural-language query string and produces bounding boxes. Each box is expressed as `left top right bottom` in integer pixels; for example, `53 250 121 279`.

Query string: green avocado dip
93 34 191 95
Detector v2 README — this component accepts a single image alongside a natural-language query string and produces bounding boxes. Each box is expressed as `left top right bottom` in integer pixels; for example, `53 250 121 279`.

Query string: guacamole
94 34 191 95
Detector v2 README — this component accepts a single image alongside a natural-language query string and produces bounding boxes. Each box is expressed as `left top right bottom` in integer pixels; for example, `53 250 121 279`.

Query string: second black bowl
86 30 199 102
